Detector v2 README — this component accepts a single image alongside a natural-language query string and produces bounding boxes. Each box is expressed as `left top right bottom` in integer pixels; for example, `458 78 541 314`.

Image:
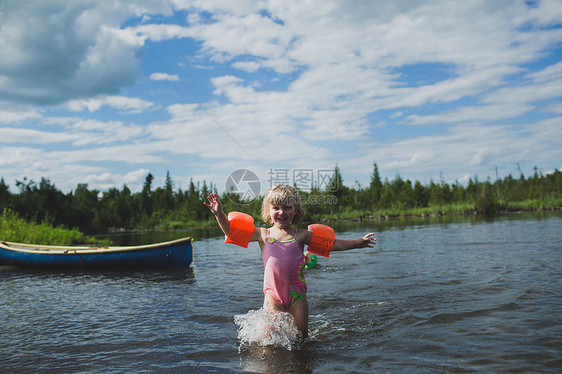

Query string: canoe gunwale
0 237 193 255
0 237 193 269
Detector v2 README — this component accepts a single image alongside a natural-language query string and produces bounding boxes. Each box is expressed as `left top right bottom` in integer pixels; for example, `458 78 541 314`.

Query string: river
1 212 560 373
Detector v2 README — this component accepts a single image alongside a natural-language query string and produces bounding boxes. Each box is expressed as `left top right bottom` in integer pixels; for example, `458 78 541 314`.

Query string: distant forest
0 163 560 234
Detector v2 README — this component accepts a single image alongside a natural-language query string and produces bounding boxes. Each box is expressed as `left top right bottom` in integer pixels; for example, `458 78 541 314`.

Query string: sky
0 0 561 195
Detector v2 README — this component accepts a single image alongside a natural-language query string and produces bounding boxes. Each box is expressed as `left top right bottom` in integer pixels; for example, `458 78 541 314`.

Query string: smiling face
261 184 304 225
261 185 305 227
268 202 295 229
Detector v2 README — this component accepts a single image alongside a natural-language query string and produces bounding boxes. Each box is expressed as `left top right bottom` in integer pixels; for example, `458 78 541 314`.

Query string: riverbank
0 209 106 245
306 199 562 223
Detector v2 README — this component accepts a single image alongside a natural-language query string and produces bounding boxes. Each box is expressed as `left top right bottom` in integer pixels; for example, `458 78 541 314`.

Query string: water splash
234 308 301 350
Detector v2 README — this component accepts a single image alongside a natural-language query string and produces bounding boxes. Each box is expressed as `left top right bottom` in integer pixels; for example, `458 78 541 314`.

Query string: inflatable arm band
305 252 318 269
225 212 255 248
307 224 335 257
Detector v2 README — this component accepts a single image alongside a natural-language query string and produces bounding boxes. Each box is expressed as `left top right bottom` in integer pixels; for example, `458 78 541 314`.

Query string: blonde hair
261 184 305 225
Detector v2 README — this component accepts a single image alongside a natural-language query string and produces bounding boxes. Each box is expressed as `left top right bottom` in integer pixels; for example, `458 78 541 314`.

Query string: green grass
377 203 477 217
154 216 217 230
0 209 104 245
307 198 560 222
500 197 562 211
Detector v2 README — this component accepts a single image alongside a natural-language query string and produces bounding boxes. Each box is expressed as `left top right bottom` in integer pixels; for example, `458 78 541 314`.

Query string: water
234 309 301 350
1 212 561 373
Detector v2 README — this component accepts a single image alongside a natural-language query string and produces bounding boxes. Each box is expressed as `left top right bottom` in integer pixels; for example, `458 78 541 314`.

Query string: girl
205 184 376 339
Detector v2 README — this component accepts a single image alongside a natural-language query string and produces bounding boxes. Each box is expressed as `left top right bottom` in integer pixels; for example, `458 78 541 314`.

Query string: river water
1 212 560 373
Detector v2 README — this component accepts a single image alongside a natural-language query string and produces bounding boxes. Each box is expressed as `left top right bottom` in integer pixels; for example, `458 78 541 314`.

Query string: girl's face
268 202 295 229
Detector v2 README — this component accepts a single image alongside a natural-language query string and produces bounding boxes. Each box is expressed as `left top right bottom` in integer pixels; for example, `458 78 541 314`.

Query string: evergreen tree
141 173 154 216
328 165 348 201
0 177 12 210
413 180 428 207
369 162 383 207
70 183 99 232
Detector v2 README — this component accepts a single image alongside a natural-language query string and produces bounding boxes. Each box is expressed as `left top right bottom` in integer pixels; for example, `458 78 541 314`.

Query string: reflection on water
238 343 318 374
99 226 222 245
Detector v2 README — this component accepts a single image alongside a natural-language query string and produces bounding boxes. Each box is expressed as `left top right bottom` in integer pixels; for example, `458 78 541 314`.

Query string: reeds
0 209 100 245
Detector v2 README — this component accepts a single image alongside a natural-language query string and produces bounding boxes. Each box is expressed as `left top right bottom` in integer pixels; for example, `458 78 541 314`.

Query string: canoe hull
0 238 193 269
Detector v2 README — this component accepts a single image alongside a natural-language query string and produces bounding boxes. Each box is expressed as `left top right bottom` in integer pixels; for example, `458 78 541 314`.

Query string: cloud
405 61 562 125
150 72 180 81
344 117 562 184
67 95 156 113
0 108 43 124
0 142 166 191
0 0 169 106
0 127 79 144
83 168 150 190
231 60 262 73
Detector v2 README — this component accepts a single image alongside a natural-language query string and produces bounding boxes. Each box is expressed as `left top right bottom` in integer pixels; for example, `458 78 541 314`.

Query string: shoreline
103 206 562 233
313 206 562 223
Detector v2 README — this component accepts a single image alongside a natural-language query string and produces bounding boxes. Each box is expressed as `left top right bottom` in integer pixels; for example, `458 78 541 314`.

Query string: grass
155 217 217 230
307 198 560 222
500 197 562 211
0 209 104 245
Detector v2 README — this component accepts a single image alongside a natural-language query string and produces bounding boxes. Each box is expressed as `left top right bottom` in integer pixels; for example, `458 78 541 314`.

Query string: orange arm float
307 224 335 257
225 212 255 248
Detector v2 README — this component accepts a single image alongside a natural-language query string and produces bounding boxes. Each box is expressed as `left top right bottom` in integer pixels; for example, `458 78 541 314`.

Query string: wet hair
261 184 305 225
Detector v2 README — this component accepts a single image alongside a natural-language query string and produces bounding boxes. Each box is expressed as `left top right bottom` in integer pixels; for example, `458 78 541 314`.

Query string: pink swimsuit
261 231 307 310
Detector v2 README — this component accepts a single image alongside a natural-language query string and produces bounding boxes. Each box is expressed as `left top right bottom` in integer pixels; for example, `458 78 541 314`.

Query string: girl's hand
357 233 377 248
204 193 223 216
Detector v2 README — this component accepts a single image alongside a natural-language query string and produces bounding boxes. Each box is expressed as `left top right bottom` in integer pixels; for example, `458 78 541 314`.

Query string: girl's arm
298 230 376 252
204 193 230 235
205 193 264 243
332 233 376 252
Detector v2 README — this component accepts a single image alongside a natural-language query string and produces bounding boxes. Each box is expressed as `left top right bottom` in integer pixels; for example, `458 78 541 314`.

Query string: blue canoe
0 237 193 269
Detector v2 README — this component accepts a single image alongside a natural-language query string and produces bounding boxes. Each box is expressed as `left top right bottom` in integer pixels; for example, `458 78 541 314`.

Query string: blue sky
0 0 561 194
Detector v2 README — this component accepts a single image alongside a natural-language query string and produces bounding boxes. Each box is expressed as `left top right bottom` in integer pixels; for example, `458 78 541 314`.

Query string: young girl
204 184 376 339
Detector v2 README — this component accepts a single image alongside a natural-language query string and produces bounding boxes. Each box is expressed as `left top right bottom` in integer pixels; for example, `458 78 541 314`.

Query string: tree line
0 164 560 234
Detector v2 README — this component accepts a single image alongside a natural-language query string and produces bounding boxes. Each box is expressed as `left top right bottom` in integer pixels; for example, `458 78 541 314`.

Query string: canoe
0 237 193 269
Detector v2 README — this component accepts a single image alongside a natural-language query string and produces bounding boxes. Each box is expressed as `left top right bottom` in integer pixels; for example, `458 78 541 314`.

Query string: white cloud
0 109 42 124
231 60 262 73
83 168 150 190
527 61 562 83
405 61 562 125
0 127 78 144
344 117 562 184
405 103 534 125
544 101 562 114
0 0 169 106
150 72 180 81
67 95 156 113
